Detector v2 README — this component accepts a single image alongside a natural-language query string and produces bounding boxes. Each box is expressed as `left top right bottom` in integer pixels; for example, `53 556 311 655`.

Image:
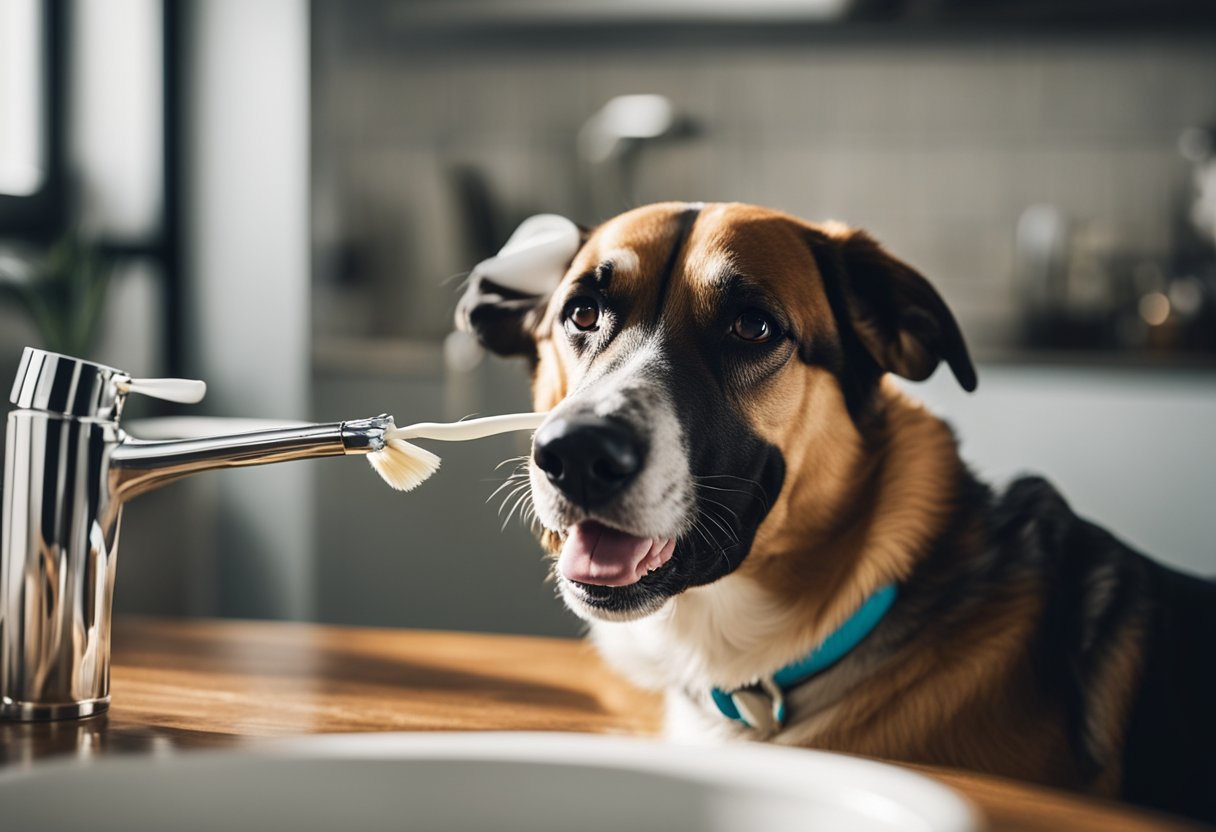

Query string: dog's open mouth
558 521 676 587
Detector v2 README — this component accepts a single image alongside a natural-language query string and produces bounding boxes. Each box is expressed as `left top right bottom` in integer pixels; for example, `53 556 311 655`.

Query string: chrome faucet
1 347 392 721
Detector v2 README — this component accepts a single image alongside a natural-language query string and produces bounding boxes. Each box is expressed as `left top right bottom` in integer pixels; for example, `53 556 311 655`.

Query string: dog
456 202 1216 823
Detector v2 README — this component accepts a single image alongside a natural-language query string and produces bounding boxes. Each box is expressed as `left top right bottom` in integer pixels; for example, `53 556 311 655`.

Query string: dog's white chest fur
588 573 807 697
588 575 858 745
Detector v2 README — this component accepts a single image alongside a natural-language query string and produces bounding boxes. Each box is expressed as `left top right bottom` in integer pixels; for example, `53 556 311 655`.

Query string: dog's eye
563 296 601 332
731 310 775 343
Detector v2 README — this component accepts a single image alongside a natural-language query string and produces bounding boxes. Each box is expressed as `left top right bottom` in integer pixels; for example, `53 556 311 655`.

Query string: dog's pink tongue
559 522 673 587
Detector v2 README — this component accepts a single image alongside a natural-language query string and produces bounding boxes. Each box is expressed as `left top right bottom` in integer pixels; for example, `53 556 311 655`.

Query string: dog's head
457 202 975 622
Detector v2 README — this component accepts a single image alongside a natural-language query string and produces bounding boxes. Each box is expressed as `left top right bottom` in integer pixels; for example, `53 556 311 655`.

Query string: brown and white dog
456 202 1216 824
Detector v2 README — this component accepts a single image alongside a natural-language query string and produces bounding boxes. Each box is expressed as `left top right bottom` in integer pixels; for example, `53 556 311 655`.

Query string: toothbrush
367 412 547 492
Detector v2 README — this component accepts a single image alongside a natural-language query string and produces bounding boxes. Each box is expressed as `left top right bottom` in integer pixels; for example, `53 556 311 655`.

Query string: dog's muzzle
532 413 680 593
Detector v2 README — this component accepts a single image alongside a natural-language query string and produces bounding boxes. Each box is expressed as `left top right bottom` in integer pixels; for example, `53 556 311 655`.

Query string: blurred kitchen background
1 0 1214 637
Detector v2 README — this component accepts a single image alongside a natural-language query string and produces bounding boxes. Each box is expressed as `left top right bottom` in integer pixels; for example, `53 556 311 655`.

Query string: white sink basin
0 732 980 832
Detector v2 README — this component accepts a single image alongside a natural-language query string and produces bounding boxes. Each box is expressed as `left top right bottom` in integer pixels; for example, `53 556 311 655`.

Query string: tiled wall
313 31 1216 347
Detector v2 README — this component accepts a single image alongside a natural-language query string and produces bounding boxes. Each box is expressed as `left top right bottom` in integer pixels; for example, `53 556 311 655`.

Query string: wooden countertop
0 617 1200 831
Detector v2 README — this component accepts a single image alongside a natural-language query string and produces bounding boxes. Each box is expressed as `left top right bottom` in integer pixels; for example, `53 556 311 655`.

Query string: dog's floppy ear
455 214 587 358
456 275 547 357
811 224 977 392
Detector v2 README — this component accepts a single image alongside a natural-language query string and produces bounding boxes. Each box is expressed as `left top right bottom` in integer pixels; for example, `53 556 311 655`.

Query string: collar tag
728 676 787 732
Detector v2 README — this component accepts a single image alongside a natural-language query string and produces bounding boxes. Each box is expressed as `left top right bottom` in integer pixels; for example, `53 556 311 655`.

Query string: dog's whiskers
687 515 735 575
686 516 714 550
695 496 744 541
501 487 537 532
686 513 729 563
694 474 772 510
487 472 530 504
692 480 769 512
522 502 540 532
486 463 540 532
497 479 529 504
500 490 526 527
697 505 736 544
501 493 528 531
704 512 742 549
496 482 531 518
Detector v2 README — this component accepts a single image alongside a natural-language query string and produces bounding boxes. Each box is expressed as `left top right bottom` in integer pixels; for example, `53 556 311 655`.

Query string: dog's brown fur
458 202 1214 822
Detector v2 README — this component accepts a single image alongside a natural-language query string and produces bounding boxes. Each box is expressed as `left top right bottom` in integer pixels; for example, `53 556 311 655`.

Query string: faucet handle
115 376 207 404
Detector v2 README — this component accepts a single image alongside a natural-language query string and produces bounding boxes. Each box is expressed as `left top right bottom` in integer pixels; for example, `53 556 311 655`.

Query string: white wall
68 0 163 379
71 0 162 240
905 365 1216 577
183 0 313 619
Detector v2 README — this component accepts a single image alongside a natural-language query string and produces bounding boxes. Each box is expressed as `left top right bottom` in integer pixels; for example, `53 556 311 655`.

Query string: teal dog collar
710 583 898 731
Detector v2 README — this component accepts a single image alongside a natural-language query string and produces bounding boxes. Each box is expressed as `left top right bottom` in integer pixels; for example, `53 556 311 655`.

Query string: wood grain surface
0 616 1200 831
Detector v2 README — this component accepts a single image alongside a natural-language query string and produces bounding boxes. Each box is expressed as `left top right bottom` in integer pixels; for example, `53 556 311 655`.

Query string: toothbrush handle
395 412 547 442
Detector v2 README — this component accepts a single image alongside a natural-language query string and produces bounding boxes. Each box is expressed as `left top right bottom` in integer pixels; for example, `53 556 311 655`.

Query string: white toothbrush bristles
364 412 546 493
367 435 442 492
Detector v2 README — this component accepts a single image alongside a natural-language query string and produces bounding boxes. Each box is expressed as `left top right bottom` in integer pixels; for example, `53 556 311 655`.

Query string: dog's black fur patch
891 473 1216 824
1121 551 1216 821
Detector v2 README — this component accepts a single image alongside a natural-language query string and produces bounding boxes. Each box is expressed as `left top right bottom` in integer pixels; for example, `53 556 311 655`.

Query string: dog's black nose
533 415 643 508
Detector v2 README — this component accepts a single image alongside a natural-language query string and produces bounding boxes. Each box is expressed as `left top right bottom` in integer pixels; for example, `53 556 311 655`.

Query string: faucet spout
1 349 392 722
110 415 392 502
